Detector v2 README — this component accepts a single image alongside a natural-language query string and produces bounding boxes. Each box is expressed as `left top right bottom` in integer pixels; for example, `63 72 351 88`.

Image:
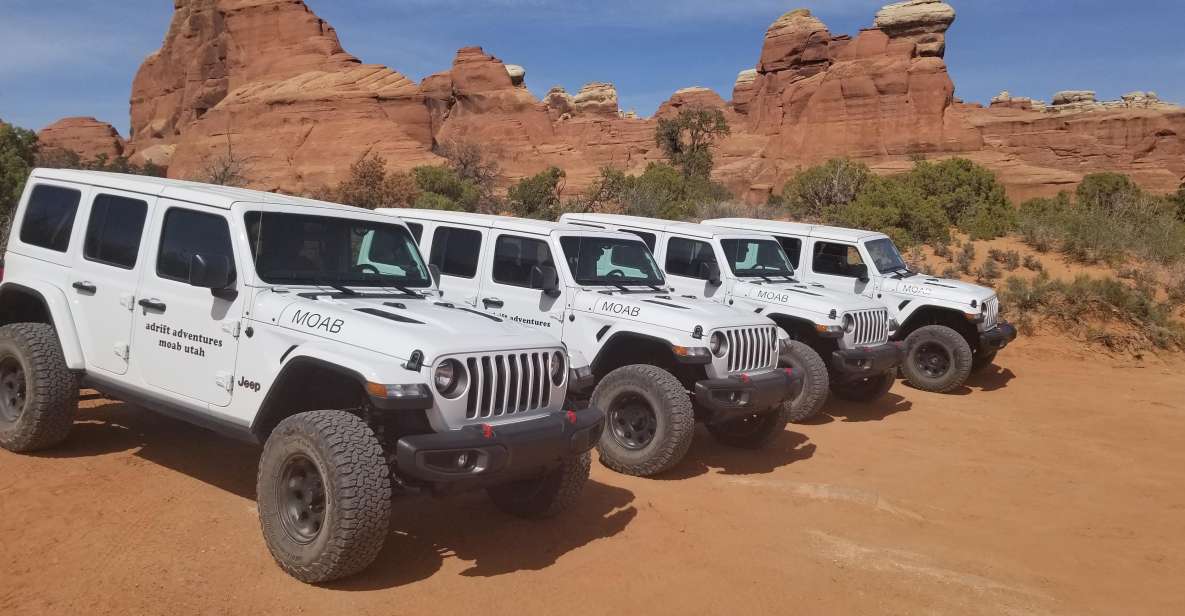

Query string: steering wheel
353 263 380 275
606 269 626 278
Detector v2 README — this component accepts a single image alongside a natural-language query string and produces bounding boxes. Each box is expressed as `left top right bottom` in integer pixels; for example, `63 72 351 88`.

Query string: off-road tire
830 370 895 402
706 405 790 449
257 410 392 584
902 325 974 393
971 350 998 374
778 339 829 423
487 451 592 519
593 364 694 477
0 323 78 452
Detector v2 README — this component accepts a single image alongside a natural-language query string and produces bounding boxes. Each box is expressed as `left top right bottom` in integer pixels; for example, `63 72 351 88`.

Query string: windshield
559 235 665 287
865 237 908 274
720 238 795 278
245 211 432 287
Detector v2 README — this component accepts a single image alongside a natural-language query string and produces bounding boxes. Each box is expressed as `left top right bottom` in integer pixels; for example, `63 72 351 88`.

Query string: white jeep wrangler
382 210 800 478
561 214 903 420
0 170 604 583
704 218 1018 393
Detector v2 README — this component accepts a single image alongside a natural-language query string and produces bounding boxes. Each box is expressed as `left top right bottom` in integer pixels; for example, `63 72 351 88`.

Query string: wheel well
898 306 978 345
592 333 677 380
251 359 369 441
0 285 53 328
768 313 835 358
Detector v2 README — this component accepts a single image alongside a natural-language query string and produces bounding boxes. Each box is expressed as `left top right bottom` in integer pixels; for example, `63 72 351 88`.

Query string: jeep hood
573 289 771 333
251 291 561 362
732 279 883 316
880 274 996 305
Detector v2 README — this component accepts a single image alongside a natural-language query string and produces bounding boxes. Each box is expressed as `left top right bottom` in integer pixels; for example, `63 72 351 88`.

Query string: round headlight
710 331 729 357
434 359 466 397
550 351 566 386
842 314 855 334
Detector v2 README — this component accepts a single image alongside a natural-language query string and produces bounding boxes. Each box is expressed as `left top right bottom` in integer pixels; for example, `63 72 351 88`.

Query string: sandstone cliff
37 117 125 161
46 0 1180 202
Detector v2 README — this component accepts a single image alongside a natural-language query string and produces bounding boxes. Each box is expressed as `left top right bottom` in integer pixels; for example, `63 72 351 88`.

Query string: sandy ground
2 336 1184 615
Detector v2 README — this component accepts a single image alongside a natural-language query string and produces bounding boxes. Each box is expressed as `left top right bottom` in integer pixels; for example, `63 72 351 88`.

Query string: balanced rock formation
38 117 125 161
41 0 1176 203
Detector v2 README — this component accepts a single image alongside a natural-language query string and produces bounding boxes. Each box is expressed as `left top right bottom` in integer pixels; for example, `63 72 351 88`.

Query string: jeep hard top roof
385 209 644 241
706 218 887 244
28 168 368 215
560 213 766 241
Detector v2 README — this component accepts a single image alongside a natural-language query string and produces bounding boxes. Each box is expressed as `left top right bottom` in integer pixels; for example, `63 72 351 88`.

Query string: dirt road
2 336 1183 615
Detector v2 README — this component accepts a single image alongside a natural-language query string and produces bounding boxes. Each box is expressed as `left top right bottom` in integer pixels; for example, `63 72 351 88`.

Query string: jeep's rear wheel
831 370 895 402
0 323 77 453
707 406 789 449
487 451 592 519
593 365 694 477
257 410 391 584
901 325 973 393
778 339 829 423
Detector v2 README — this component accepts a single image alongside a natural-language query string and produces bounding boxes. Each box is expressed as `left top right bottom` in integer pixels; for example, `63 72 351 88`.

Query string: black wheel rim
914 342 951 379
277 454 326 544
0 356 27 423
609 393 658 450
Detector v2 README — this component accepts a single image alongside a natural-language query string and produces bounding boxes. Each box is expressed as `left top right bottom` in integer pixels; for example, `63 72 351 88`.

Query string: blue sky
1 0 1182 135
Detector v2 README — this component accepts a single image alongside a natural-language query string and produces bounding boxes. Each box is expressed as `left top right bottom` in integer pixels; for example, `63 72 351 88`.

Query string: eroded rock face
505 64 526 87
732 69 759 114
38 117 125 160
656 87 727 117
759 9 832 74
874 0 956 36
573 83 620 116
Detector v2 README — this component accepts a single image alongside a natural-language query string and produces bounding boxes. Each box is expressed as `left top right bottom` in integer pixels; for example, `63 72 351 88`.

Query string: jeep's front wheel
778 339 829 423
901 325 973 393
487 451 592 519
257 410 392 584
0 323 78 453
593 365 694 477
830 370 895 402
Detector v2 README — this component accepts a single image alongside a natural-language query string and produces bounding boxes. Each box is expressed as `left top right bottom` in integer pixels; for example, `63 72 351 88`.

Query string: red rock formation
37 117 125 161
69 0 1179 202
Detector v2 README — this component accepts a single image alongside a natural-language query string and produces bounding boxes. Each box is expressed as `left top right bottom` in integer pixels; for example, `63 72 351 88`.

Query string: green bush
655 107 730 180
1 122 37 222
906 158 1015 240
412 165 480 212
835 176 950 248
566 162 731 221
508 166 565 219
779 158 872 221
313 154 418 209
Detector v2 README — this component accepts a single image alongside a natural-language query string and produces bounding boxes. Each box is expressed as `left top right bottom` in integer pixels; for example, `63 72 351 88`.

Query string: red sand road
1 336 1184 615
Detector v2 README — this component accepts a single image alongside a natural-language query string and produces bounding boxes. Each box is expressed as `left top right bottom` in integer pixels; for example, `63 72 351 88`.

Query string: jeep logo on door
599 300 640 317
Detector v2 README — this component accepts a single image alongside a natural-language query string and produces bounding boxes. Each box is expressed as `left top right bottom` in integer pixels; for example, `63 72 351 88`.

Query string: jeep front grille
845 309 890 346
984 297 999 329
723 326 778 373
464 351 554 419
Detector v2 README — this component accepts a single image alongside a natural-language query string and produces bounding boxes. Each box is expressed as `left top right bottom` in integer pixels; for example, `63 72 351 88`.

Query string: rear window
157 208 236 283
84 194 148 269
20 184 81 252
776 236 802 268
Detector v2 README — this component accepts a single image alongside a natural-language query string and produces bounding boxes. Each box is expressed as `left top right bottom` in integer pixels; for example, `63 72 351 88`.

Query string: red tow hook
783 367 794 377
566 410 578 425
481 424 495 439
739 373 751 384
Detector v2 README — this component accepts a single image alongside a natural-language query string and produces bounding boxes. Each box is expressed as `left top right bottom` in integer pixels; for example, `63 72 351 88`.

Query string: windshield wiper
314 278 357 296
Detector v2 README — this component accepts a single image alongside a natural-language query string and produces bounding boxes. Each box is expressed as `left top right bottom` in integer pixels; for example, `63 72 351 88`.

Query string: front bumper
693 368 801 422
831 342 905 382
980 322 1018 351
393 407 604 486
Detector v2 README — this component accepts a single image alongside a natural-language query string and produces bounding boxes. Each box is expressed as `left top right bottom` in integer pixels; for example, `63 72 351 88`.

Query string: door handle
482 297 504 309
72 281 97 293
138 298 167 312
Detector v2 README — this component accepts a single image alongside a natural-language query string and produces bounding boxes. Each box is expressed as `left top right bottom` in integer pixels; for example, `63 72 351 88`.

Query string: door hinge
215 371 234 393
119 294 136 311
113 342 129 361
222 321 241 338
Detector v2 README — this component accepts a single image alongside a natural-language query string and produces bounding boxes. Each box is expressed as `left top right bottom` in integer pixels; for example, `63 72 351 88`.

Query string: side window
429 226 481 279
776 236 802 268
84 194 148 269
19 184 81 252
812 241 864 277
622 229 656 251
493 234 553 289
157 208 236 283
405 222 423 243
664 237 717 279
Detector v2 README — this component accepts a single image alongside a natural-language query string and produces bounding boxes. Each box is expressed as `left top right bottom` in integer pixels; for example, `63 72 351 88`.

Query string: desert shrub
940 265 960 279
508 166 565 219
975 259 1001 283
565 162 731 221
779 158 872 221
835 176 950 248
989 248 1021 270
315 154 419 209
655 107 730 180
412 165 480 212
906 158 1015 240
1022 254 1044 272
932 240 951 260
0 122 37 220
956 242 976 274
906 246 926 270
435 139 501 211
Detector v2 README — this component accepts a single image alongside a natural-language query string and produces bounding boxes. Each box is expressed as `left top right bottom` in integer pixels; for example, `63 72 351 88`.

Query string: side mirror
189 253 233 291
852 263 869 283
532 265 562 298
428 263 442 287
699 262 722 287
